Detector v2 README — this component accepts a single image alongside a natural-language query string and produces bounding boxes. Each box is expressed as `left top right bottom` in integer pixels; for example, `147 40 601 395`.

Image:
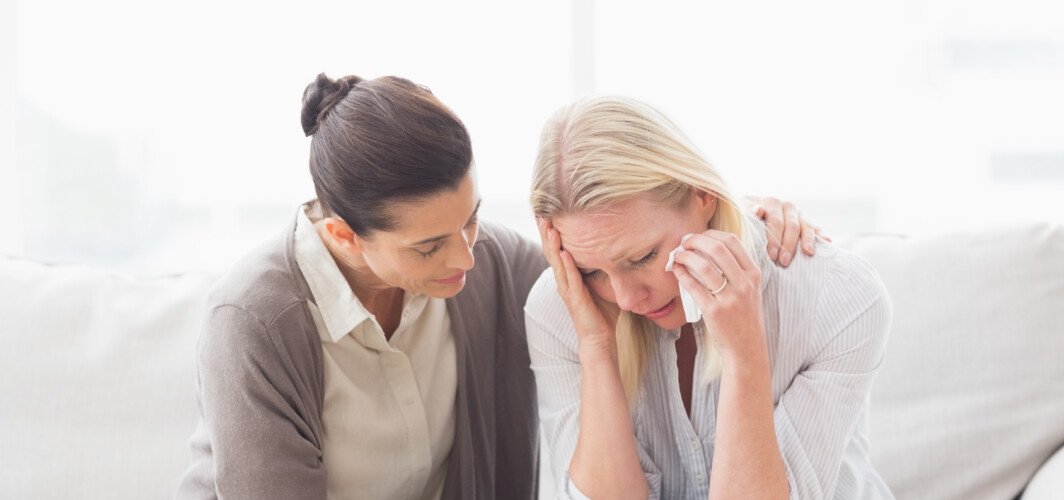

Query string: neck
315 223 405 336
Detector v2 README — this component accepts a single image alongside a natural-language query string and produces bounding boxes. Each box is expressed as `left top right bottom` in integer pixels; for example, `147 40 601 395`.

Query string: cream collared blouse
294 205 456 500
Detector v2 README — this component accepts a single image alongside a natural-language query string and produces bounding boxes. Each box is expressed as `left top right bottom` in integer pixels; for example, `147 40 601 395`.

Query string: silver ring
710 276 728 295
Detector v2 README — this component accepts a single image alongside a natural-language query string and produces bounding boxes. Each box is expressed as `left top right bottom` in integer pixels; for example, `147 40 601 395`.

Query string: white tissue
664 234 707 323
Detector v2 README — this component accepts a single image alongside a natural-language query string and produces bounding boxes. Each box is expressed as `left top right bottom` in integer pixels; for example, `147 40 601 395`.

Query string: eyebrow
572 241 659 269
410 199 482 246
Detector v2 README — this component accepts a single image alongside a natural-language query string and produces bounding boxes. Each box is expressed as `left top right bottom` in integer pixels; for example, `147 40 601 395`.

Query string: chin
641 302 688 330
424 280 466 299
649 315 687 330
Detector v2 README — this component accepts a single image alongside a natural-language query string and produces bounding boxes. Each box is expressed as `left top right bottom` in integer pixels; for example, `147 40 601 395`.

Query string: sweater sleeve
480 221 548 308
177 302 326 500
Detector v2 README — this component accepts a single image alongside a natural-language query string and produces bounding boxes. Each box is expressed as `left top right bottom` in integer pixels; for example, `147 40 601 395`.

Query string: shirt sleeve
773 255 895 500
524 271 664 500
178 303 327 500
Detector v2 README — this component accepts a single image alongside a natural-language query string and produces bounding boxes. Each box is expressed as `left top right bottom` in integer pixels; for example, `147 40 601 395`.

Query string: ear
323 217 365 255
693 189 718 223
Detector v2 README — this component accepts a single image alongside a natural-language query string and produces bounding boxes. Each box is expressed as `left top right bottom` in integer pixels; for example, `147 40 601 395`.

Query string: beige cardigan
175 217 547 500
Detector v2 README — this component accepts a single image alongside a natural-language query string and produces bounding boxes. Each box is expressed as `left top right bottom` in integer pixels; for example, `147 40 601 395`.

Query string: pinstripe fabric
525 232 895 500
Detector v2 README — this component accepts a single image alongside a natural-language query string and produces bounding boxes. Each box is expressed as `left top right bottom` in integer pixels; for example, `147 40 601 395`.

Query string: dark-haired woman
174 73 824 500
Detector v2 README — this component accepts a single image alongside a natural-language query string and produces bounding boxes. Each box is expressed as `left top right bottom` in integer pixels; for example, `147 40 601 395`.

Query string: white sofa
2 222 1062 499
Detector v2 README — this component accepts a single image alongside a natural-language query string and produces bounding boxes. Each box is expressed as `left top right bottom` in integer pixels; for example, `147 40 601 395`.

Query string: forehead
554 198 681 263
385 173 478 239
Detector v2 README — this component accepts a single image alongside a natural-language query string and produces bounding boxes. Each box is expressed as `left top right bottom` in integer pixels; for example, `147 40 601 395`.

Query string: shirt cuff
567 476 593 500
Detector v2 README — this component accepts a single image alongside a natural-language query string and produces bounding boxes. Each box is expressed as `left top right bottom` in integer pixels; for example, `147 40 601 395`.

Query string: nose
446 228 477 272
609 274 649 312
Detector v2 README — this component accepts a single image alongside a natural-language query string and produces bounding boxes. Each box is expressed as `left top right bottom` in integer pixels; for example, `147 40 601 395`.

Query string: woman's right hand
537 217 617 351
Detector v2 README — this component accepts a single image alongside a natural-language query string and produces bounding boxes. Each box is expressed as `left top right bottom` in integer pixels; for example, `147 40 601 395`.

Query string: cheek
586 277 616 303
370 253 427 285
401 258 439 282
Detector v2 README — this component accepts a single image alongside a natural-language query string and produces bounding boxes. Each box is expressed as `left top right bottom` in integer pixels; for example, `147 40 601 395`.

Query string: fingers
744 195 767 220
752 203 766 220
758 201 785 263
777 201 801 267
674 232 753 293
671 262 716 306
672 250 727 295
815 226 832 243
686 231 757 275
799 218 817 256
537 218 568 293
558 248 583 293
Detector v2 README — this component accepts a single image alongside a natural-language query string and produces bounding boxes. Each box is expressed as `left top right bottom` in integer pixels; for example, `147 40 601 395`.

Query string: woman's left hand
745 195 830 267
670 230 767 362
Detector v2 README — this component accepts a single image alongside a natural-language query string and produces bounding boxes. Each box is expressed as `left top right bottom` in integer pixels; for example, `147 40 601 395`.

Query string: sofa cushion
0 256 216 500
839 223 1064 500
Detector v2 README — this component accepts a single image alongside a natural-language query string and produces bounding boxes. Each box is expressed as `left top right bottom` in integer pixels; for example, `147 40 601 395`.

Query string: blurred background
2 0 1062 275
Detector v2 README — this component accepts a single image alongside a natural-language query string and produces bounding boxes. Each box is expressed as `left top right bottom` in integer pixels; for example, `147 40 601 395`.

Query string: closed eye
416 243 443 258
413 201 480 259
578 248 657 279
631 248 658 267
579 268 601 280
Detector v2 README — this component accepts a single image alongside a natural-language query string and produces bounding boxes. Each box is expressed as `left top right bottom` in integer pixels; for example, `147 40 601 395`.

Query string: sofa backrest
839 223 1064 500
0 257 217 500
3 222 1062 500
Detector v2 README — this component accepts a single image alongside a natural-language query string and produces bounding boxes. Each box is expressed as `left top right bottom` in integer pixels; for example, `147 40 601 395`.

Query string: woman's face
553 193 716 330
355 172 481 299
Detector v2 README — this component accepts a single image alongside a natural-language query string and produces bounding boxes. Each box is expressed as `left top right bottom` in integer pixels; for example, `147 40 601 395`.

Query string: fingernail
804 241 813 253
781 251 791 265
769 247 778 260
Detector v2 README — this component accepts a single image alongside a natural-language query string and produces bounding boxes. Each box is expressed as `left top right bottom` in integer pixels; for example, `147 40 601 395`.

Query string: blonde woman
527 96 893 499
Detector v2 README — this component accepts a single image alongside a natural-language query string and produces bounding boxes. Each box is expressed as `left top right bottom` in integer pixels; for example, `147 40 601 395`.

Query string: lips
640 297 677 320
435 271 466 284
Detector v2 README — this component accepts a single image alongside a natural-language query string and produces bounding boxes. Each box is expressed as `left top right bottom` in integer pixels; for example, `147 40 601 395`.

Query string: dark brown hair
301 73 473 236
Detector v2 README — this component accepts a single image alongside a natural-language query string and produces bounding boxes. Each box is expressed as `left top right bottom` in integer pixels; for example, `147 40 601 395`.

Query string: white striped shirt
525 232 895 500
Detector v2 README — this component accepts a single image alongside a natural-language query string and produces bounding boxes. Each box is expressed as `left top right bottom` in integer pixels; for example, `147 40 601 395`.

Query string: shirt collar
293 203 375 344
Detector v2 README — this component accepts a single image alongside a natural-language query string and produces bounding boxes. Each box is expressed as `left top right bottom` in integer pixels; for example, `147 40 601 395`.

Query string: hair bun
301 73 364 136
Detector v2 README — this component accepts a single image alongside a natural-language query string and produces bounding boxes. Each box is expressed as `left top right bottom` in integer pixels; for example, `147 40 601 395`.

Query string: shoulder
475 219 527 252
812 241 891 325
473 221 545 268
199 226 318 364
774 239 892 343
207 229 309 327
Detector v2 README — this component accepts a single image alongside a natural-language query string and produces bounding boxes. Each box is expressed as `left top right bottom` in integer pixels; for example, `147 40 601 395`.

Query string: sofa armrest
1023 445 1064 500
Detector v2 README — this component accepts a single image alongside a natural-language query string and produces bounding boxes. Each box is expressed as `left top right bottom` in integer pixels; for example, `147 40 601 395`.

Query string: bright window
3 0 1061 274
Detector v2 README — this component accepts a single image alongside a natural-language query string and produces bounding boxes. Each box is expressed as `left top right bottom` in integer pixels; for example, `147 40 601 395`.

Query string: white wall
3 0 1062 274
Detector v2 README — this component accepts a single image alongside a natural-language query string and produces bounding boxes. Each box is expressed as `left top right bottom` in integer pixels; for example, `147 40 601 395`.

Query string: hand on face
668 230 767 362
537 217 619 350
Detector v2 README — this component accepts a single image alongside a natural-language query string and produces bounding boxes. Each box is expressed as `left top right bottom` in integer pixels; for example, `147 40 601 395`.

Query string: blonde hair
530 95 752 406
